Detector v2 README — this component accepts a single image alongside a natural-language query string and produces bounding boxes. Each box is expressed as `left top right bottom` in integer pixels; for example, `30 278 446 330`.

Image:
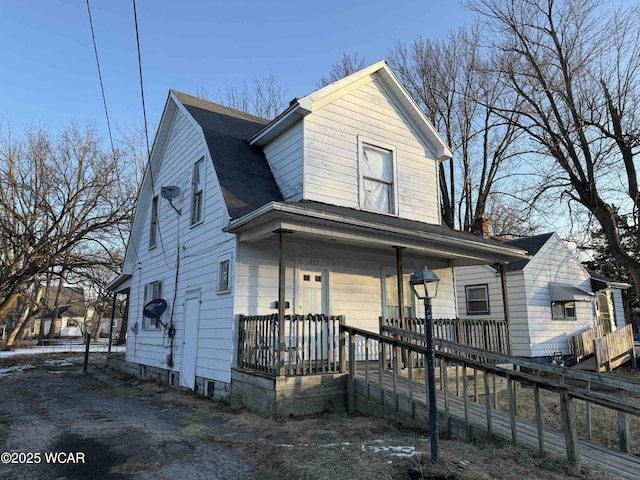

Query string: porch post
498 263 512 355
107 293 117 354
276 229 292 377
394 247 405 323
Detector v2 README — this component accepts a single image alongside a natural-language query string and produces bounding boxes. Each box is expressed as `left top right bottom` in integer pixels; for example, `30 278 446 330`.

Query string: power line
132 0 151 159
131 0 172 270
85 0 116 161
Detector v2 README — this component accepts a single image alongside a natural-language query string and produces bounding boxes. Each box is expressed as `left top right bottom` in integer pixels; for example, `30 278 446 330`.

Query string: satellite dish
143 298 168 318
161 186 180 200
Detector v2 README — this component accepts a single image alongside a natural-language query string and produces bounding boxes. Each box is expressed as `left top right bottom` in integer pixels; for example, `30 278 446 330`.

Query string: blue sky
0 0 473 142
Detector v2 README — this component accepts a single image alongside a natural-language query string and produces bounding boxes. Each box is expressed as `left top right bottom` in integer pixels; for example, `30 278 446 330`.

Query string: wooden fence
594 324 636 372
380 317 510 355
237 314 345 376
570 323 606 362
342 324 640 471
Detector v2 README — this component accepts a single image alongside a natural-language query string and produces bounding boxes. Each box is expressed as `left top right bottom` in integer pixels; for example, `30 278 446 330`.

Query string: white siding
454 265 532 357
263 121 304 201
235 237 455 333
125 106 238 384
454 235 598 358
610 288 627 329
302 78 440 224
521 235 596 357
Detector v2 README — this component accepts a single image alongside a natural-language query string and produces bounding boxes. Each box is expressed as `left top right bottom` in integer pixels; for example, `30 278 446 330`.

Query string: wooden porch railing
380 317 510 355
237 314 345 376
341 324 640 471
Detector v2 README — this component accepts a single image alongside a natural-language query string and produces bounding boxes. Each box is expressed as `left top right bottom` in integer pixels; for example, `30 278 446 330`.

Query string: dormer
249 61 452 225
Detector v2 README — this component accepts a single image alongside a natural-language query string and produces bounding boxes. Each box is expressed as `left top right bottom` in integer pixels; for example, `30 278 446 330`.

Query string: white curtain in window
363 145 393 212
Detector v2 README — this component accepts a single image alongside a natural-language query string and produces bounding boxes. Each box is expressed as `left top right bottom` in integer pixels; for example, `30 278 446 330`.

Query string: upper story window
358 136 397 215
465 285 490 315
191 157 205 225
143 280 163 329
149 195 158 249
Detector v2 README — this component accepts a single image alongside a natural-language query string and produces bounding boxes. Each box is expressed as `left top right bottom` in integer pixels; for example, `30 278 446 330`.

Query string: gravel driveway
0 354 257 480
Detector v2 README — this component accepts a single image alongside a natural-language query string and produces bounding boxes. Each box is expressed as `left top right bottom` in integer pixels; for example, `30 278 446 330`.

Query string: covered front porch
225 201 527 414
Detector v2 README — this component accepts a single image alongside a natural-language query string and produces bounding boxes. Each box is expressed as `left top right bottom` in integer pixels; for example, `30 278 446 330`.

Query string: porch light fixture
409 266 440 463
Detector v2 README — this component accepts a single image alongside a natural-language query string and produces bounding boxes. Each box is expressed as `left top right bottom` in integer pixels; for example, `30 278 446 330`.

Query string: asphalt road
0 355 257 480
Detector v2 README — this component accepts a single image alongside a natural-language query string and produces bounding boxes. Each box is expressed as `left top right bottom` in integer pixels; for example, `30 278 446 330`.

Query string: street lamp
410 266 440 463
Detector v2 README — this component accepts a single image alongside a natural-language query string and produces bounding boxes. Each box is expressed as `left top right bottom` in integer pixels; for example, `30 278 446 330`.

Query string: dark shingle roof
172 91 283 219
497 232 555 272
291 200 514 246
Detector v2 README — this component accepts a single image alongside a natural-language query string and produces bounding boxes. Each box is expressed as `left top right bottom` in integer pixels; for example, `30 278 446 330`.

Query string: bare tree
0 123 135 346
390 25 524 231
466 0 640 293
318 53 368 87
214 72 288 119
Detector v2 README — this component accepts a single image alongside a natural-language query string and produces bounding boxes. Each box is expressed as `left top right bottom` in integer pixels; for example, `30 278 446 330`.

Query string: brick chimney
473 215 490 238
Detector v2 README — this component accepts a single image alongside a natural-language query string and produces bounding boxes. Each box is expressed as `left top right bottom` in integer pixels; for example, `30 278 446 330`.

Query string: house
454 232 629 361
107 61 528 402
29 285 87 338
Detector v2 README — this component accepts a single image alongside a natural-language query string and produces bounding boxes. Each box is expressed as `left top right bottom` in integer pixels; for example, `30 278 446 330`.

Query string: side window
149 195 158 248
191 157 205 225
465 285 490 315
551 301 576 319
358 136 397 214
143 280 163 328
217 253 232 294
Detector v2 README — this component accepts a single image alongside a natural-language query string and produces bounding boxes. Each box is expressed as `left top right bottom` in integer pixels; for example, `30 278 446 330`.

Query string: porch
232 313 510 415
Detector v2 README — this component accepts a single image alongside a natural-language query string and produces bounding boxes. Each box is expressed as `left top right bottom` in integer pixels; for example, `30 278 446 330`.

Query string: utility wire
131 0 172 270
86 0 116 161
132 0 151 159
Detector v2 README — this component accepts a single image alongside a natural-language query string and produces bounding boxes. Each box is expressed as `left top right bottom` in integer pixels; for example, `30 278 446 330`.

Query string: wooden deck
353 363 640 480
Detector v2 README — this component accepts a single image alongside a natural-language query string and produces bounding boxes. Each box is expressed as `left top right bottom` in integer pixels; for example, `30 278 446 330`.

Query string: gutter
224 202 529 260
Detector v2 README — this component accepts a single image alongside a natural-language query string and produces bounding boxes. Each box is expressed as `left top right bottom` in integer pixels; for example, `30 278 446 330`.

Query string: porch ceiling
224 201 529 267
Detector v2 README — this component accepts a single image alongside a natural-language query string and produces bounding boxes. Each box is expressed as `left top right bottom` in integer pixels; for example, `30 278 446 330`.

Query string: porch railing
380 317 510 355
237 314 345 376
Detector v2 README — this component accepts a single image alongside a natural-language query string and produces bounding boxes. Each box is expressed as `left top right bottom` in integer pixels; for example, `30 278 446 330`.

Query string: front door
297 269 328 314
181 293 200 390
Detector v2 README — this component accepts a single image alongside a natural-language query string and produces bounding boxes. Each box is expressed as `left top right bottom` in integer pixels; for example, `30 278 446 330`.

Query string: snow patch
0 364 36 377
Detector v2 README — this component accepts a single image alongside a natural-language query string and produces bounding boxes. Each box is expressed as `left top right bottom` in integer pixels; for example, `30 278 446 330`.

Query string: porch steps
354 364 640 479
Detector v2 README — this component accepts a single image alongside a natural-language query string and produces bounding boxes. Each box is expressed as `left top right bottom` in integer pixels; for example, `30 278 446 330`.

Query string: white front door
181 294 200 390
297 269 328 314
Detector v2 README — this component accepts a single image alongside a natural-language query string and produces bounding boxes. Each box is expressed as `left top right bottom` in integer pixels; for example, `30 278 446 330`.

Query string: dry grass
484 368 640 456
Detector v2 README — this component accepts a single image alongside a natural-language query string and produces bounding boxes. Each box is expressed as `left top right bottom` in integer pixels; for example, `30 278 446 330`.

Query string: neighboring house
107 61 527 398
29 286 87 338
454 232 629 361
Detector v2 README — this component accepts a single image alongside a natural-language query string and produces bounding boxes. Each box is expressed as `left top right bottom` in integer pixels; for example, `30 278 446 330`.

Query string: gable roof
172 91 283 219
248 60 453 161
490 232 555 272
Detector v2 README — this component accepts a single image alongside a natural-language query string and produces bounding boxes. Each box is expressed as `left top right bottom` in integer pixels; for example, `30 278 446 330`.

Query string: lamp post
410 266 440 463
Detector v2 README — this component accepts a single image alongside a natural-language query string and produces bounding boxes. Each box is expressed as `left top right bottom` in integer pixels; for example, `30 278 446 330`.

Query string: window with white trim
217 253 232 293
551 301 576 319
465 285 490 315
359 137 397 214
191 157 205 225
143 280 163 329
149 195 158 248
